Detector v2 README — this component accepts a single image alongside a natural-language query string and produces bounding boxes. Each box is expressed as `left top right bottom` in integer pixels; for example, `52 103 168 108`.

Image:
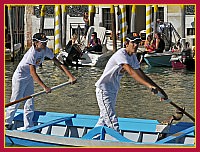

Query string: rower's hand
150 87 168 101
69 77 77 84
44 86 51 94
150 86 158 94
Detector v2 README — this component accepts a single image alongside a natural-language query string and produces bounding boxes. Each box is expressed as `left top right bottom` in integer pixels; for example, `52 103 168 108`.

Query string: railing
160 22 182 51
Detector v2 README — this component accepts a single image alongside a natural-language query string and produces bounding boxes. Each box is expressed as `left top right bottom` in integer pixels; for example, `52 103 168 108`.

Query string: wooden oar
152 89 195 122
167 100 195 122
5 81 71 108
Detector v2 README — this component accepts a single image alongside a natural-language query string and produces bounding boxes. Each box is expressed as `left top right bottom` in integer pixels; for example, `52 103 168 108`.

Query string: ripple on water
5 60 195 122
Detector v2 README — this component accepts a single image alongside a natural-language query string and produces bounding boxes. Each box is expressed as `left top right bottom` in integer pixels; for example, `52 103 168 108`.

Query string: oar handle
5 81 72 108
51 81 71 91
31 81 71 98
5 96 32 108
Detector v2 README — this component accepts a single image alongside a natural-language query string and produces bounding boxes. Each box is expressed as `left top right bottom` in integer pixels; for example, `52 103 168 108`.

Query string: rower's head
32 33 49 50
125 32 142 55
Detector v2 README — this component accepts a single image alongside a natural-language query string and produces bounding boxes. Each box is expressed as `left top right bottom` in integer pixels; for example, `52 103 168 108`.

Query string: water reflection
5 60 195 123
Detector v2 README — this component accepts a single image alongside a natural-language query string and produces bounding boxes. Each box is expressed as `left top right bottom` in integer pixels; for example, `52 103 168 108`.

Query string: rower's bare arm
122 64 153 89
29 64 51 93
52 57 77 83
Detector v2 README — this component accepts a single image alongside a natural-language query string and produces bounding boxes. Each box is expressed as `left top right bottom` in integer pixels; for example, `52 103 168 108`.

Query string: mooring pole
110 5 117 52
8 5 14 62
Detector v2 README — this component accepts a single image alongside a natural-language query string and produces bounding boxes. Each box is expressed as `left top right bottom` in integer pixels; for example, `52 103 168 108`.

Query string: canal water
5 59 195 124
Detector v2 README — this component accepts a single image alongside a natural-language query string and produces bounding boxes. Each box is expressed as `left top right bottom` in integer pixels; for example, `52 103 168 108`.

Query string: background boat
144 51 172 67
5 43 22 61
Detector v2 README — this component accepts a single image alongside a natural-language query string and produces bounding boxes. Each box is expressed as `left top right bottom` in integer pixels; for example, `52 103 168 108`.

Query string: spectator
156 19 165 33
86 32 102 53
144 34 155 53
172 41 182 53
66 34 78 52
154 32 165 53
83 12 89 38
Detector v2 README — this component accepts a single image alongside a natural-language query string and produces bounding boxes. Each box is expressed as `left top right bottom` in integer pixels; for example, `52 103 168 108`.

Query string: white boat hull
5 43 22 61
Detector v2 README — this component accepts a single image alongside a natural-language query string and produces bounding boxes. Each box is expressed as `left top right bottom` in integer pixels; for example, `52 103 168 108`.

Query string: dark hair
155 32 161 38
83 12 88 18
185 42 190 48
91 32 97 38
147 34 153 40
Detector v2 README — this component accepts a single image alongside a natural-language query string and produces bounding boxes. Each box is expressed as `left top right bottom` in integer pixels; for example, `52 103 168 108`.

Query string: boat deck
6 109 195 147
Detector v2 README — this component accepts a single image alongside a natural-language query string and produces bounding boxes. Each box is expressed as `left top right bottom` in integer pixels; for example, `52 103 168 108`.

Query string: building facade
5 4 195 51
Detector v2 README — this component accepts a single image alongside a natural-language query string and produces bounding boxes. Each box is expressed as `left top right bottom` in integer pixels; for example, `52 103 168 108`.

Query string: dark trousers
87 44 102 53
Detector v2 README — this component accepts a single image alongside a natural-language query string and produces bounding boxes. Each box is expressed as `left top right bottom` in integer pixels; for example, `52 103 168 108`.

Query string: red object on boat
171 60 186 69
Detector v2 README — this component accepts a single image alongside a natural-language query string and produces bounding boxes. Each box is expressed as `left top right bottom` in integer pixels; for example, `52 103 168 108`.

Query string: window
43 29 54 36
67 5 88 17
34 5 54 18
102 8 111 30
187 28 195 35
185 5 195 15
34 5 88 18
151 7 164 21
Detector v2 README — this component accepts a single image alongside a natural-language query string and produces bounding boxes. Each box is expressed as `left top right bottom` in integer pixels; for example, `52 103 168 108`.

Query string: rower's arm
122 64 152 89
29 64 51 93
135 68 168 99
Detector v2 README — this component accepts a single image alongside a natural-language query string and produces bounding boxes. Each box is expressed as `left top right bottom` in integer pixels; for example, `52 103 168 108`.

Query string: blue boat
144 52 172 67
5 109 195 147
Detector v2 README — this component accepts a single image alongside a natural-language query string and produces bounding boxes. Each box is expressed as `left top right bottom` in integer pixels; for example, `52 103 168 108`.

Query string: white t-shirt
95 48 140 93
14 46 54 79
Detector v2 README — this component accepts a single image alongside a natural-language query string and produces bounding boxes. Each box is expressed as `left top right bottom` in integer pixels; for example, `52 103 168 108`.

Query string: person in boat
5 33 77 130
139 34 155 63
85 32 102 53
64 34 82 65
183 42 193 58
154 32 165 53
151 19 165 34
181 42 194 70
172 41 182 53
156 19 165 34
66 34 78 50
94 32 168 132
144 34 155 53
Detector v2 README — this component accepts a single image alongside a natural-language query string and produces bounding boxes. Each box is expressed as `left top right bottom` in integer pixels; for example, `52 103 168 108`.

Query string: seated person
172 41 182 53
154 32 165 53
86 32 102 53
144 34 155 53
139 34 155 64
182 42 193 59
66 34 78 52
181 42 194 70
65 34 82 63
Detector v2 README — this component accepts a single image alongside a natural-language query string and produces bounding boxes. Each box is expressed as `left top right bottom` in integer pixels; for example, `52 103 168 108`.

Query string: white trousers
5 75 34 129
95 88 119 132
